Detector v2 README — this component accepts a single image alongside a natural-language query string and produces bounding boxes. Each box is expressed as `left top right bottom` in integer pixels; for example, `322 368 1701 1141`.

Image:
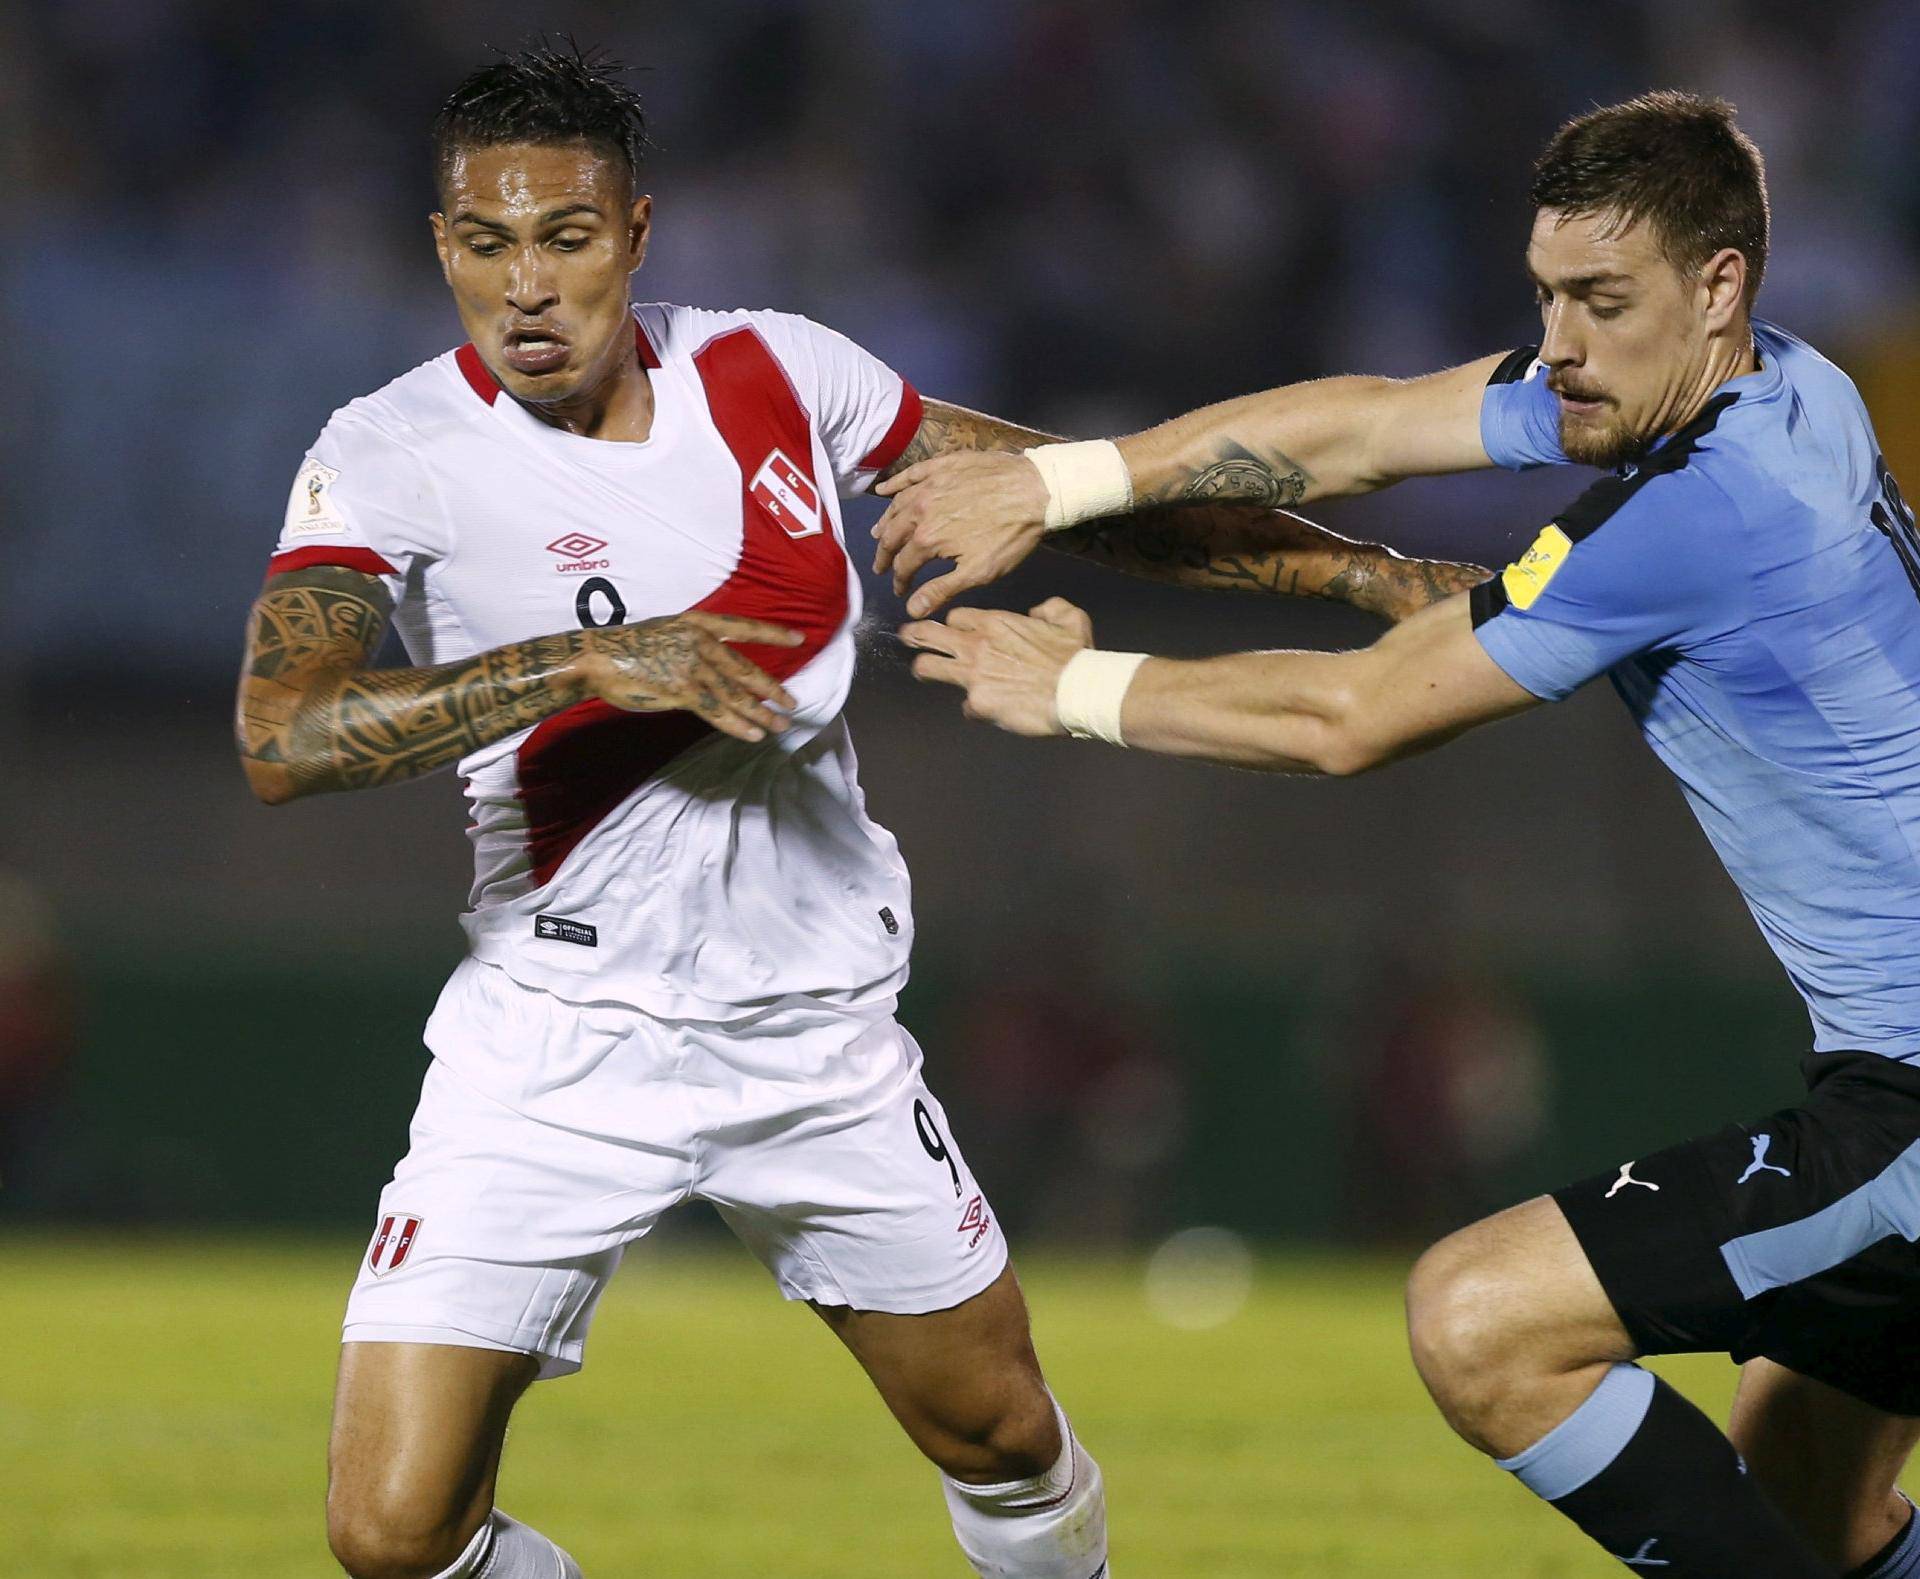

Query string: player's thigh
1728 1356 1920 1566
328 1340 537 1563
811 1261 1057 1473
1406 1194 1633 1379
705 1018 1011 1322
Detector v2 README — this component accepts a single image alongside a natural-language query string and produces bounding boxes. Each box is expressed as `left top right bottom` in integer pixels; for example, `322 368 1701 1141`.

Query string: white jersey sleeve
752 313 923 497
269 409 450 600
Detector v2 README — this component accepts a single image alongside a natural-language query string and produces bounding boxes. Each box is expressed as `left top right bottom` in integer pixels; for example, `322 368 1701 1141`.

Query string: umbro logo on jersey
367 1213 422 1276
535 914 599 948
750 449 823 539
547 533 612 574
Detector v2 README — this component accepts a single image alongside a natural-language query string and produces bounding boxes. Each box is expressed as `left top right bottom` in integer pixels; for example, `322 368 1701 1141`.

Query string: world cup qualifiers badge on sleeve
1501 524 1573 610
284 459 347 539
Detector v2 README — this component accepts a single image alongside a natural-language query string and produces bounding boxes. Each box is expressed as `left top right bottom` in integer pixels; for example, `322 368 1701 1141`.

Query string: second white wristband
1054 649 1149 747
1025 439 1135 532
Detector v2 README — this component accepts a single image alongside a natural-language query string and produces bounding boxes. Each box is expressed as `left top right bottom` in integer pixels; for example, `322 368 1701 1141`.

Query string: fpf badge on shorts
367 1213 424 1276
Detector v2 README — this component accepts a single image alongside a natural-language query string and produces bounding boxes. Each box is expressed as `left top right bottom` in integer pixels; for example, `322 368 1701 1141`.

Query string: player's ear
429 211 454 287
626 194 653 276
1699 246 1746 333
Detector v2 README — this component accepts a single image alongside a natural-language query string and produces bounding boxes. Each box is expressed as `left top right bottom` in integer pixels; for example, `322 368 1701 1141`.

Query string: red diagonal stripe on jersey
265 546 398 583
514 326 848 887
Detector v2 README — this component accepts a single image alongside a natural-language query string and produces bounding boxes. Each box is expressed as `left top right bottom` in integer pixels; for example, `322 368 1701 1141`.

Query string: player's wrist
1025 440 1135 533
1053 649 1149 745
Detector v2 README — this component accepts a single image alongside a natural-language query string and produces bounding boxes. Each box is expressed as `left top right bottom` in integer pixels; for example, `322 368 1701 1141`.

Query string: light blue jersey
1474 322 1920 1061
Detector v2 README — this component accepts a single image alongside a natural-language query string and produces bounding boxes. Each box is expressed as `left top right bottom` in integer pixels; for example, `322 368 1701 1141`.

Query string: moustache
1549 379 1613 406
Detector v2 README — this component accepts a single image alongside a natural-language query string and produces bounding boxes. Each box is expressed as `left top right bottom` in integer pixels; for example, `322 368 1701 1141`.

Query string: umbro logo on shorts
958 1194 992 1250
368 1213 423 1276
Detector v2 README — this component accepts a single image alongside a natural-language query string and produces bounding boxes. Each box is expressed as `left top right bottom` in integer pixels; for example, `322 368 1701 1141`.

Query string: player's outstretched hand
581 611 804 742
872 452 1051 618
898 598 1094 736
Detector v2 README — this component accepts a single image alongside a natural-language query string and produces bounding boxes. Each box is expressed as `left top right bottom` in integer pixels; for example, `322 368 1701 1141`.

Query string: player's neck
1671 324 1758 436
519 340 656 443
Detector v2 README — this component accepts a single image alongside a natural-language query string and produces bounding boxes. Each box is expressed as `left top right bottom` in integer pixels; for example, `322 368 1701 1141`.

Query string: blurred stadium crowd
5 0 1920 1239
7 0 1920 681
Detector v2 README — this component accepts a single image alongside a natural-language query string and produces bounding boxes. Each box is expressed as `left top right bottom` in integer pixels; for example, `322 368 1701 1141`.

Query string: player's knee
1406 1234 1522 1421
925 1379 1064 1484
327 1490 483 1579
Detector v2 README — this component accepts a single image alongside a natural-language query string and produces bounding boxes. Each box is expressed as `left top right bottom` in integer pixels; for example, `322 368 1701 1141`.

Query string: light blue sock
1856 1495 1920 1579
1496 1362 1657 1502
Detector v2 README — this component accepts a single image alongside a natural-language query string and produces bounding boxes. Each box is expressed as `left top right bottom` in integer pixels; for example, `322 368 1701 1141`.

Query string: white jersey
269 303 926 1021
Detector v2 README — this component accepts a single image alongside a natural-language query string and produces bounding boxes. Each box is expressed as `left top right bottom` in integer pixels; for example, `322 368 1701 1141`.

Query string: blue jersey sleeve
1480 346 1568 471
1472 464 1745 701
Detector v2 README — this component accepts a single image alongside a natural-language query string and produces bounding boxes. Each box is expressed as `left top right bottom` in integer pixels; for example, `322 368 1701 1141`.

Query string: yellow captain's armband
1500 524 1573 610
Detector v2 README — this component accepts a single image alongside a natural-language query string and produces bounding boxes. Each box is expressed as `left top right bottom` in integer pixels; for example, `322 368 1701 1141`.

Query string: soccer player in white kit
234 47 1111 1579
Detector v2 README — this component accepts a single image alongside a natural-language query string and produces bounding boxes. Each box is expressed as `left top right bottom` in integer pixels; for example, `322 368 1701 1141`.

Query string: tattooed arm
870 398 1485 623
235 565 801 805
1116 353 1508 509
1052 508 1487 623
872 356 1512 615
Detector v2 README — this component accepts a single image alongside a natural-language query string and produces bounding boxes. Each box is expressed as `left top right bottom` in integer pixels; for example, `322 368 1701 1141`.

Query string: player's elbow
240 754 302 806
1301 684 1393 777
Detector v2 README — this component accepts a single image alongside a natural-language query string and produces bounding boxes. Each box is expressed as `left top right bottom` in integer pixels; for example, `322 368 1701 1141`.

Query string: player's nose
505 250 559 314
1538 300 1581 367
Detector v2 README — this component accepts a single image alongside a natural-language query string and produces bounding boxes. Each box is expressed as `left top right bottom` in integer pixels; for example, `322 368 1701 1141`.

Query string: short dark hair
1529 91 1769 306
432 41 648 197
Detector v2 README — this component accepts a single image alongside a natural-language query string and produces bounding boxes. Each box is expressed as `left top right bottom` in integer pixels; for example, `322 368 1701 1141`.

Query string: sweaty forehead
1526 208 1664 287
441 142 627 216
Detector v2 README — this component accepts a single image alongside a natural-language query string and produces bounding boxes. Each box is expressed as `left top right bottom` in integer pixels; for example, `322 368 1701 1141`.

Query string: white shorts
343 958 1008 1379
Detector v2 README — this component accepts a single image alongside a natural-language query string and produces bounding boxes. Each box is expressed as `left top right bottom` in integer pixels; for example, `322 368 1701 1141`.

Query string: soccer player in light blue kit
873 92 1920 1575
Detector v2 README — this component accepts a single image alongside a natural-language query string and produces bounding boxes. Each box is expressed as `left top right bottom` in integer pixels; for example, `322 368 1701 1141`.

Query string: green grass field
0 1235 1780 1577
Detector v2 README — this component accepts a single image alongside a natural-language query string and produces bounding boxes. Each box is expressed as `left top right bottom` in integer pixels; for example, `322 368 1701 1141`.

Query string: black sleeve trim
1488 346 1540 386
1470 576 1508 628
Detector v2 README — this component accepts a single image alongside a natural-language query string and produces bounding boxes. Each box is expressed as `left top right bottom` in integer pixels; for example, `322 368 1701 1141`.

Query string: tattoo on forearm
237 570 597 795
881 399 1060 476
1051 506 1487 622
1152 438 1311 509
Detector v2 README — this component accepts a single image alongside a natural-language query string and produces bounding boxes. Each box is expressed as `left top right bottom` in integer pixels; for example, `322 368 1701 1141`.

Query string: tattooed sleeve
884 399 1486 622
1051 507 1488 622
235 565 594 802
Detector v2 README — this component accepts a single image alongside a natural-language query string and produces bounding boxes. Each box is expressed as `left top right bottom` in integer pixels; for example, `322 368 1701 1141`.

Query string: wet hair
432 40 648 197
1530 91 1770 306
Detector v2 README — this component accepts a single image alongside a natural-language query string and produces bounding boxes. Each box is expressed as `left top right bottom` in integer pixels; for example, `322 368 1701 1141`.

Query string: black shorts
1556 1051 1920 1416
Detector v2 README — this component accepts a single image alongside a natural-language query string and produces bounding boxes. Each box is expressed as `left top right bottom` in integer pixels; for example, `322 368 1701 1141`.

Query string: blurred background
6 0 1920 1252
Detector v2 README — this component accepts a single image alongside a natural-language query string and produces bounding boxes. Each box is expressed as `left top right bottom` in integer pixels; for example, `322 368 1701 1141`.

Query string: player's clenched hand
898 598 1094 736
872 452 1050 618
579 611 804 742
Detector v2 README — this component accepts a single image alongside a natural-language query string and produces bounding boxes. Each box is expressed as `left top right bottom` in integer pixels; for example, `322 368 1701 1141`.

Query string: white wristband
1054 649 1149 746
1025 439 1134 532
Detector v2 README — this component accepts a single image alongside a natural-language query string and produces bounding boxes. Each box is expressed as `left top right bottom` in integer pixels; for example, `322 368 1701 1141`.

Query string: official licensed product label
535 914 599 948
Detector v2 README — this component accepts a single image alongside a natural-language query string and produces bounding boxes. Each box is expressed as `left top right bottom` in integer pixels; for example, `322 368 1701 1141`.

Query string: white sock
942 1400 1109 1578
429 1511 583 1579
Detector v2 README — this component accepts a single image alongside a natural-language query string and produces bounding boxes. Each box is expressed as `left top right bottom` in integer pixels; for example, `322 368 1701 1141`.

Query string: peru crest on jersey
750 448 824 538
